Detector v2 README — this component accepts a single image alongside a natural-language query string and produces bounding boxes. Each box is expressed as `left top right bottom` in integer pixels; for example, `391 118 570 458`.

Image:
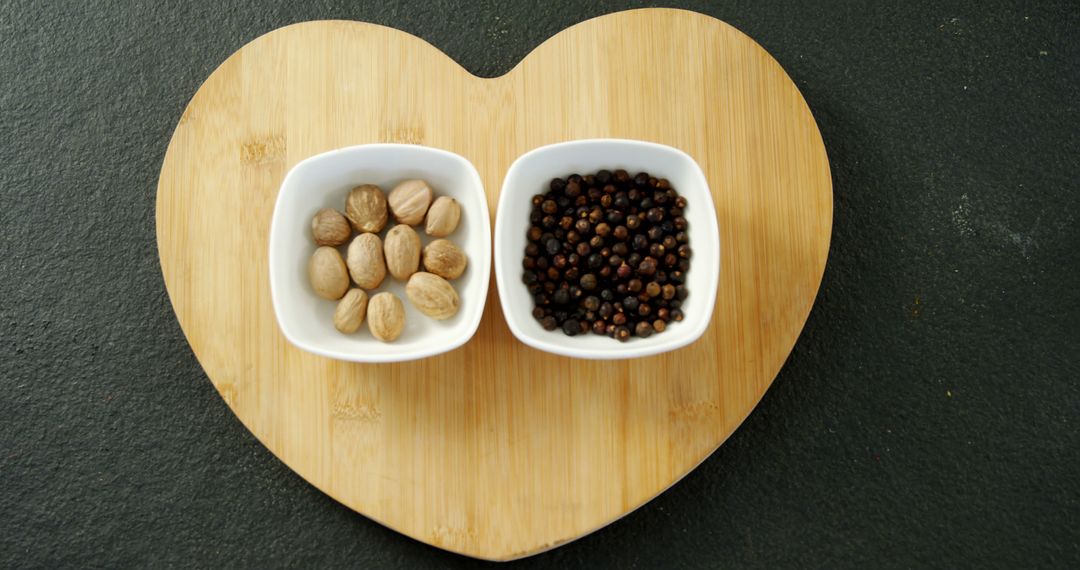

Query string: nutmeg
422 239 467 280
311 208 351 246
345 184 388 233
405 272 459 320
424 196 461 237
384 224 421 281
387 179 433 225
367 292 405 342
346 233 386 289
308 246 349 300
333 288 368 333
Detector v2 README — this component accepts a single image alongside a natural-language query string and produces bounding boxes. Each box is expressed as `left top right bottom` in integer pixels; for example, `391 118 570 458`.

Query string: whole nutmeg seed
388 179 433 225
308 246 349 300
311 208 351 246
333 288 368 333
384 224 421 281
346 233 386 289
425 196 461 237
422 239 467 280
345 184 388 233
367 292 405 342
405 271 459 320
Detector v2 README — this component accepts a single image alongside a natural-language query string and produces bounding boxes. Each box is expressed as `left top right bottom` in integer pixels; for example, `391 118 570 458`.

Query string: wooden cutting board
157 8 831 560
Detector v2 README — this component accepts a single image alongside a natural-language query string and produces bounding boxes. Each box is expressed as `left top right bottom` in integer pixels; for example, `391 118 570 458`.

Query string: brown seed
405 272 460 320
635 321 653 338
646 282 661 297
311 208 351 246
653 319 666 333
345 184 388 233
425 196 461 237
308 246 350 300
384 224 421 281
333 289 368 333
367 292 405 341
662 284 676 300
346 233 386 289
387 179 433 225
422 239 468 280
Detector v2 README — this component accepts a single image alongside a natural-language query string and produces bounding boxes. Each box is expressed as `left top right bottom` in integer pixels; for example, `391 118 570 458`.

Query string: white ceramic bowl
269 144 491 363
495 139 719 360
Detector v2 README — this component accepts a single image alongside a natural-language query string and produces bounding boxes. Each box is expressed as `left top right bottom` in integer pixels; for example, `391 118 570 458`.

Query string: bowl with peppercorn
494 139 719 359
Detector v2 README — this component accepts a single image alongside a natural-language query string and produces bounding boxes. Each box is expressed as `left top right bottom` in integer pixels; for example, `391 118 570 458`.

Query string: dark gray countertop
2 1 1077 567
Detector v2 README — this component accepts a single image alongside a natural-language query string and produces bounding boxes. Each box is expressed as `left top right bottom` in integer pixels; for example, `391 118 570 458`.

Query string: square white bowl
269 144 491 363
494 139 720 360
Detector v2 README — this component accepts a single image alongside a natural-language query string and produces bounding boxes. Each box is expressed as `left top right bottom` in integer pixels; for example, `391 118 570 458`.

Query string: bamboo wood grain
156 8 831 560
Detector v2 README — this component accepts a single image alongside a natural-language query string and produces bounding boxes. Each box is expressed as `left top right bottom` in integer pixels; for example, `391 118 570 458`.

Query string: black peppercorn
562 319 580 336
565 181 581 197
637 257 657 276
526 171 690 341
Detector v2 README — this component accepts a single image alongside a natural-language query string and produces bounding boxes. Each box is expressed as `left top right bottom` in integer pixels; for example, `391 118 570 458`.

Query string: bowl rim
269 143 492 363
494 138 720 360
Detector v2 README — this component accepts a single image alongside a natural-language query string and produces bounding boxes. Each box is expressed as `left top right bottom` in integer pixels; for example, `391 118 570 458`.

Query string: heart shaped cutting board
157 8 831 560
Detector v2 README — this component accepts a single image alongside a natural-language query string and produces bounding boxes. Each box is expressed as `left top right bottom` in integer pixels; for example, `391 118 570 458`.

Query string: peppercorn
637 257 657 276
635 321 653 338
561 319 580 336
524 170 691 341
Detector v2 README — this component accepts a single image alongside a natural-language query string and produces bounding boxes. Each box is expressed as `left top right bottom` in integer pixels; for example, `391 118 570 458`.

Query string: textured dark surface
2 0 1078 567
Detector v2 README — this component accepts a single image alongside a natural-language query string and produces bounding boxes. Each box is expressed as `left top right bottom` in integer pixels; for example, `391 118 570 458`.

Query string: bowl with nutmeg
269 144 491 363
494 139 720 360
